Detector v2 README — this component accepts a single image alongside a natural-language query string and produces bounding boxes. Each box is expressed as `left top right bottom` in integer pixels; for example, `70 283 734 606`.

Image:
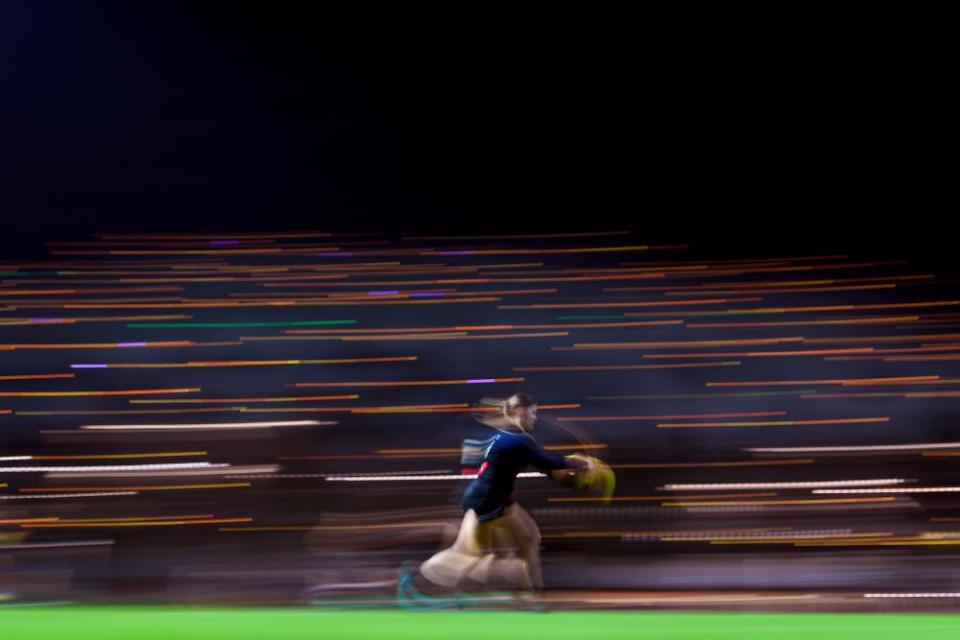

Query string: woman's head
503 391 538 433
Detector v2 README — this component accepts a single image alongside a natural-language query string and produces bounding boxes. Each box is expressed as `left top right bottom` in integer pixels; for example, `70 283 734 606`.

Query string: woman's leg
418 505 543 591
487 503 543 590
419 509 486 588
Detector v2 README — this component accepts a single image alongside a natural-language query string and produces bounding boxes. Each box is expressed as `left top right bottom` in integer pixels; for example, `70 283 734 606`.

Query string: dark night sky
0 3 952 260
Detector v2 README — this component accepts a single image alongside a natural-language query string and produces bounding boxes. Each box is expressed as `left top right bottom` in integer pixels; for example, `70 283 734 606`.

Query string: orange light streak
514 362 742 371
499 297 762 310
0 387 199 397
658 417 889 428
555 411 786 422
290 378 524 388
20 482 251 493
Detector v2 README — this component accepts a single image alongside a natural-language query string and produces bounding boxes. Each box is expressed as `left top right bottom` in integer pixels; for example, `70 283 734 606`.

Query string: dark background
1 5 958 602
0 3 952 261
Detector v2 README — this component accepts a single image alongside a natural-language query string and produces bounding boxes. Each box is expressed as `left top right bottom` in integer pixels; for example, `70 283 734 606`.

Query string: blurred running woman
405 392 587 596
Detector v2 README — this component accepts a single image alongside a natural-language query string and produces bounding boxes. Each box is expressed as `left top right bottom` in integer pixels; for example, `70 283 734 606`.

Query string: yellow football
564 454 616 504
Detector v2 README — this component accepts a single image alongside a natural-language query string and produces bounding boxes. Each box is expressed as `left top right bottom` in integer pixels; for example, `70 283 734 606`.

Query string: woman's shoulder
498 430 535 445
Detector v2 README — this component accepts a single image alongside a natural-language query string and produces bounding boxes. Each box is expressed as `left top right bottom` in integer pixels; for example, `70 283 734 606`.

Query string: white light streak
325 472 547 482
663 479 906 490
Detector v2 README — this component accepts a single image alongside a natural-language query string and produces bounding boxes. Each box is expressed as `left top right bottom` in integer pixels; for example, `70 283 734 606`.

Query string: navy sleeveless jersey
461 429 570 522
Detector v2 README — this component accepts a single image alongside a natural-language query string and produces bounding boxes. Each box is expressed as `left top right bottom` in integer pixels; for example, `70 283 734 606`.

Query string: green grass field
2 606 960 640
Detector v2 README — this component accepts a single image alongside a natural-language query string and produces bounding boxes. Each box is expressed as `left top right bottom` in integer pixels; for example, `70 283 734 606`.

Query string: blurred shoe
397 561 457 609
